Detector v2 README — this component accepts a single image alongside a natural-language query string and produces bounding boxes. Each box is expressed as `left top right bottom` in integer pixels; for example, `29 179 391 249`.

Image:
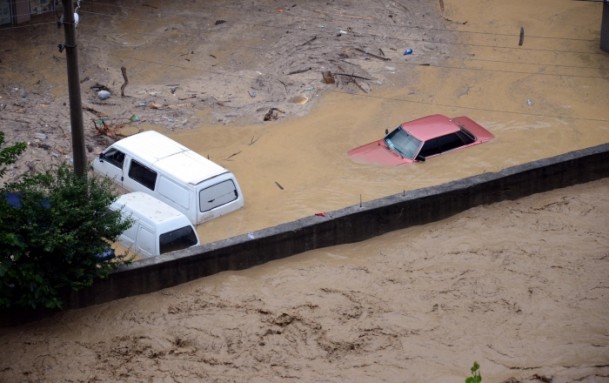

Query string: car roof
111 192 189 225
111 130 228 185
400 114 459 141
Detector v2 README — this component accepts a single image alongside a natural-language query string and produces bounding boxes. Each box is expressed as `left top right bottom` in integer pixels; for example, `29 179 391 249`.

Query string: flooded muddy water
174 35 609 243
135 0 609 244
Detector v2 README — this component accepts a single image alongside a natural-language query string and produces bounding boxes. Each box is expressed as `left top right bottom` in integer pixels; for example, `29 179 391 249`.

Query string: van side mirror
415 154 426 162
385 128 389 135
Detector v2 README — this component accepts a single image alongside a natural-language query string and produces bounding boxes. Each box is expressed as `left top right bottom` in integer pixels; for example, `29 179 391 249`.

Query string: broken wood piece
332 73 371 81
287 67 312 75
120 66 128 97
90 83 111 92
225 151 241 160
352 78 368 93
299 35 317 46
263 107 286 121
354 48 391 61
82 106 105 117
275 181 284 190
322 71 335 84
519 26 525 46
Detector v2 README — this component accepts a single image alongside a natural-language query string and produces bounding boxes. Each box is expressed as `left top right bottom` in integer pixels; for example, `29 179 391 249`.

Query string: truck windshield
159 226 198 254
384 127 422 160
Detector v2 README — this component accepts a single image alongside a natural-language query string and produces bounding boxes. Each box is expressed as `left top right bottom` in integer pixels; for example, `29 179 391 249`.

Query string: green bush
466 361 482 383
0 164 132 309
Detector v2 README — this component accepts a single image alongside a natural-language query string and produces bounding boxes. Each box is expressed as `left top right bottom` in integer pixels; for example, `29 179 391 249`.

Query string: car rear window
419 130 475 158
159 225 198 254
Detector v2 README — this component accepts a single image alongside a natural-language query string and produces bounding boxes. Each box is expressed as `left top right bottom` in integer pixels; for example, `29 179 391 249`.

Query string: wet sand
1 0 608 382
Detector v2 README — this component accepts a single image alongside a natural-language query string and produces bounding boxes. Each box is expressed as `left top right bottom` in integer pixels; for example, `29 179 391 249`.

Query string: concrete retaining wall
3 143 609 325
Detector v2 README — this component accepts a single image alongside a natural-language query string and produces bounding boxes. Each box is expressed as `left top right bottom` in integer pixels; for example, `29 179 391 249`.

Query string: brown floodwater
131 0 609 245
167 23 609 244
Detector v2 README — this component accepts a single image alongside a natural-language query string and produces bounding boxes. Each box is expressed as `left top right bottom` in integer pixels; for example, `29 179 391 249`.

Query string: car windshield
384 126 422 160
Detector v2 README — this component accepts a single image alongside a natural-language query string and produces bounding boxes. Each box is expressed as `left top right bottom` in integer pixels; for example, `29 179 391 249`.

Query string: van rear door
199 179 238 212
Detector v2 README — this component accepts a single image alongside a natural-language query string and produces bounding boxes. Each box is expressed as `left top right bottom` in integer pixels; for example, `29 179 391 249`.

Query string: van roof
112 131 228 185
111 192 190 225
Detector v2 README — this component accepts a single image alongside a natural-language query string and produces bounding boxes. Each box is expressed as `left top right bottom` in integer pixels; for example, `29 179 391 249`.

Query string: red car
348 114 494 166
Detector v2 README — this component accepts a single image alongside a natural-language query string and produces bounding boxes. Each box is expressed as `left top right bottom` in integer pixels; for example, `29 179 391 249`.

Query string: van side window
101 148 125 169
128 160 158 190
199 180 238 212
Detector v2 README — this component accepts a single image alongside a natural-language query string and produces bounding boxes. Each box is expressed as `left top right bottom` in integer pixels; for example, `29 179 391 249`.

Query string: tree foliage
0 163 132 310
0 131 27 179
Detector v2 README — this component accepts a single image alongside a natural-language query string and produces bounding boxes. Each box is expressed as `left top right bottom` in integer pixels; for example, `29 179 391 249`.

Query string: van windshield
159 226 198 254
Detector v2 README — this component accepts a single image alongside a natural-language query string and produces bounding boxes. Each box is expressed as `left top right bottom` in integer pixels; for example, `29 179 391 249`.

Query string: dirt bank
0 0 447 183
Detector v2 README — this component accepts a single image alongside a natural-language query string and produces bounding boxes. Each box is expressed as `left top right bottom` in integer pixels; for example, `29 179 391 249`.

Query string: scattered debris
519 26 525 46
332 73 371 81
92 118 124 138
214 20 226 25
225 151 241 160
148 101 162 109
299 35 317 46
322 71 336 84
354 47 391 61
531 374 552 383
263 107 285 121
288 95 308 105
274 181 284 190
404 48 413 55
287 67 312 75
97 90 111 100
90 83 111 92
120 66 128 97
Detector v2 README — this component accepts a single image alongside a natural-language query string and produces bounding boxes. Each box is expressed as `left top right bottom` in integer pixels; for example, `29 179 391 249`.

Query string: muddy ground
0 0 448 183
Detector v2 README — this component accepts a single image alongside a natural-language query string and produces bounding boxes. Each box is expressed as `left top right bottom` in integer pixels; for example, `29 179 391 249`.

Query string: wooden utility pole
60 0 87 178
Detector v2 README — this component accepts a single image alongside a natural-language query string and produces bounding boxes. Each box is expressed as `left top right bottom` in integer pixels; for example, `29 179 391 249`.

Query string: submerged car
348 114 494 166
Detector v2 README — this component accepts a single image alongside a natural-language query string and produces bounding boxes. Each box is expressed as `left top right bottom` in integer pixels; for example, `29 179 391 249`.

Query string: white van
111 192 200 258
93 130 244 225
